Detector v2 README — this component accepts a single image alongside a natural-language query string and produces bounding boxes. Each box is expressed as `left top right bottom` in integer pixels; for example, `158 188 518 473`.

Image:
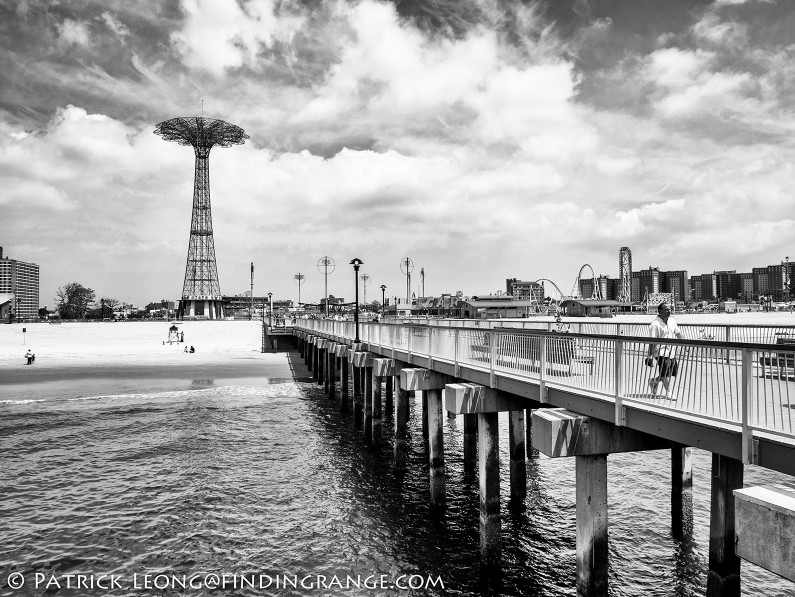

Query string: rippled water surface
2 370 794 596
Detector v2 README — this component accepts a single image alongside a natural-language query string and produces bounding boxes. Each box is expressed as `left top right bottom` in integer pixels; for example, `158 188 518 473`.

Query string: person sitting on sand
25 350 33 365
189 346 195 353
184 346 188 353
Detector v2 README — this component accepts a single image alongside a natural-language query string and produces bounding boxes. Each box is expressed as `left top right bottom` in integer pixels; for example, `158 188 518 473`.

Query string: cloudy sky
1 0 793 307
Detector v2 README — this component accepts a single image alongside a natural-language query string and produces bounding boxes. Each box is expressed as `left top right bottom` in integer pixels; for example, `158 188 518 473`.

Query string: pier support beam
401 368 452 507
671 446 693 539
734 484 795 583
707 454 743 597
351 351 372 433
306 335 315 371
445 383 528 562
445 383 528 500
315 339 326 386
385 376 393 418
479 411 500 570
372 358 397 445
576 454 608 596
463 414 478 474
395 385 410 472
508 409 526 505
531 408 672 597
325 342 338 400
335 344 349 413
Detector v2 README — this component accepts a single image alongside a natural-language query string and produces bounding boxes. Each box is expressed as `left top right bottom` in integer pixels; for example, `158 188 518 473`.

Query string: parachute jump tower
154 117 249 320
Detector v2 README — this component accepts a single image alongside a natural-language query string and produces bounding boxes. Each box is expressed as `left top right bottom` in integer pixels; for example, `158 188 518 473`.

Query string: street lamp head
380 284 386 291
268 292 272 298
350 257 364 271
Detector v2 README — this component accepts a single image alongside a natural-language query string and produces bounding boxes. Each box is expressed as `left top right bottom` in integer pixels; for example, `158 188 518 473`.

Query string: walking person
646 302 683 399
25 349 33 365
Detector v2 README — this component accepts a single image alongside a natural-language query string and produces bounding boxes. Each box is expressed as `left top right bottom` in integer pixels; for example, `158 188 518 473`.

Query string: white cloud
171 0 304 76
57 18 91 47
101 12 130 40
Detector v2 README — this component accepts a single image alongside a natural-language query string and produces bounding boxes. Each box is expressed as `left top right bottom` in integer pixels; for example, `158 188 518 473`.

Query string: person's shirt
650 316 680 356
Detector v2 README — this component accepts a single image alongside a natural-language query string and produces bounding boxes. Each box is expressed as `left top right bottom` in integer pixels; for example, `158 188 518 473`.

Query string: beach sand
0 320 301 388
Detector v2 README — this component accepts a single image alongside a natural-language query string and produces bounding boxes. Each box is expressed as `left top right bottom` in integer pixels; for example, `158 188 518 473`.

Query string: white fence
295 320 795 464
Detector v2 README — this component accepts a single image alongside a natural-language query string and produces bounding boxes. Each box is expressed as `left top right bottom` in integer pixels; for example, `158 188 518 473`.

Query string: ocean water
1 368 794 596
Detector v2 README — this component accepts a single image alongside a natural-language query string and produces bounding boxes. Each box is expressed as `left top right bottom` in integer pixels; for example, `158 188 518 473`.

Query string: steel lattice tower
154 117 249 319
619 246 632 303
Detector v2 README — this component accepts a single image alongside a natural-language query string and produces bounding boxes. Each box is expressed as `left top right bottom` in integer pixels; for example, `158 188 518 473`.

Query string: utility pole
249 262 254 321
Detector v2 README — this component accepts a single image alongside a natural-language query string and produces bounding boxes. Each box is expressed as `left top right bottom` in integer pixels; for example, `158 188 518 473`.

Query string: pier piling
707 454 743 597
671 446 693 539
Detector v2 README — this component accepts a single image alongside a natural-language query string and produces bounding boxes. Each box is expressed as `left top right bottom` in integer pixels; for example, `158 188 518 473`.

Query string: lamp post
261 298 266 353
293 273 305 306
380 284 386 317
268 292 273 327
350 258 363 343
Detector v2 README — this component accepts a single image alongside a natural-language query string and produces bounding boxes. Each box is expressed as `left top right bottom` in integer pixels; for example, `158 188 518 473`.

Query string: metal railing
295 320 795 463
390 318 795 345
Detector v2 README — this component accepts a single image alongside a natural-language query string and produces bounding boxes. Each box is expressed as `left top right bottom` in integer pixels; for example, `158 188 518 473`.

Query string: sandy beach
0 320 300 387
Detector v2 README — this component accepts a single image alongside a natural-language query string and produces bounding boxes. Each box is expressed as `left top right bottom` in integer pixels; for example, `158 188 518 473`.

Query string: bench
470 335 594 376
758 337 795 379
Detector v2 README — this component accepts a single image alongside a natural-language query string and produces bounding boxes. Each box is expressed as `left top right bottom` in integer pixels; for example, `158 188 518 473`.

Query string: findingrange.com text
5 572 445 592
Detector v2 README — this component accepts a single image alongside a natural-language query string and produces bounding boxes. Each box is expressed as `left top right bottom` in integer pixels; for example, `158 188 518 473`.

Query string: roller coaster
570 264 602 300
527 263 604 314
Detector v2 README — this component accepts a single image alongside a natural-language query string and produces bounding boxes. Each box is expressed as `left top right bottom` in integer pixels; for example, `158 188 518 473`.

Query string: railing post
539 335 547 403
614 339 625 426
741 349 755 464
408 326 413 363
454 328 460 377
489 330 497 388
428 328 434 369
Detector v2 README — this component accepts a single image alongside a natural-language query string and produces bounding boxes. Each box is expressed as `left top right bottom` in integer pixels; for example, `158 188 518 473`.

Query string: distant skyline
1 0 793 307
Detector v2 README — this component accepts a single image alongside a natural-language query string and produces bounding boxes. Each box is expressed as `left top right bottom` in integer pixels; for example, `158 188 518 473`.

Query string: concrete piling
671 446 693 539
508 409 526 505
707 454 743 597
427 388 445 507
479 411 501 569
463 413 478 473
576 454 608 596
401 368 451 505
372 371 382 444
395 386 410 472
385 376 393 417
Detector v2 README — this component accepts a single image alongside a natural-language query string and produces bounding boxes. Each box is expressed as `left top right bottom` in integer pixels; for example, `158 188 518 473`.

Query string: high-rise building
752 267 769 299
661 270 690 304
713 270 742 300
597 275 619 301
691 273 717 301
631 267 660 302
740 273 753 303
506 278 544 302
765 264 787 302
0 247 40 321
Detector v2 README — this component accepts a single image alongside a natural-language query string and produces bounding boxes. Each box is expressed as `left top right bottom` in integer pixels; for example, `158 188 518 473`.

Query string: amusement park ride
528 248 636 315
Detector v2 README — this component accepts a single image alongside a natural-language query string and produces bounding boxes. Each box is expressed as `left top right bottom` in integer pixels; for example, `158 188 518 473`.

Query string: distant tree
100 297 119 319
38 307 48 318
55 282 95 319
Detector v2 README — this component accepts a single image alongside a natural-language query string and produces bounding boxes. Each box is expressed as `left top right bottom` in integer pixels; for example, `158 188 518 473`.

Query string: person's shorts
657 356 679 377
